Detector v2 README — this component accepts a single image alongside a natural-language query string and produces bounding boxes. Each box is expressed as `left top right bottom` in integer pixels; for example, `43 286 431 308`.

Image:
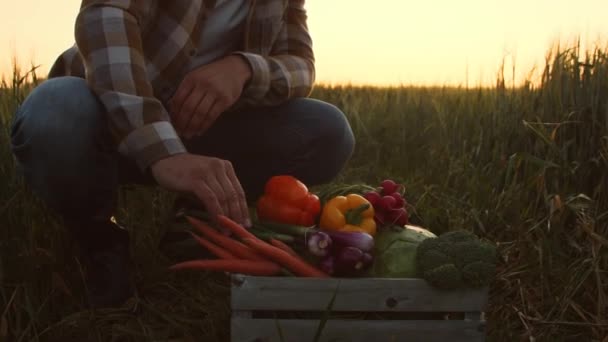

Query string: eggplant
319 255 335 275
362 252 374 268
321 230 374 253
306 231 333 257
334 247 367 276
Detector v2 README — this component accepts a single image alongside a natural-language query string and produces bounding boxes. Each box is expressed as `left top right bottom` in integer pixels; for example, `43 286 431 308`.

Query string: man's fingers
193 182 223 221
204 171 241 225
225 162 250 227
187 93 216 138
169 78 195 116
216 170 245 226
175 90 206 136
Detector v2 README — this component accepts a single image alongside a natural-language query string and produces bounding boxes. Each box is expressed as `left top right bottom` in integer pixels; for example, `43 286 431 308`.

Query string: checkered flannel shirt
48 0 315 171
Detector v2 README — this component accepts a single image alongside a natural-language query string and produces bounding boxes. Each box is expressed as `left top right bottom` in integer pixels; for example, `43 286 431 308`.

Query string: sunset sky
1 0 607 86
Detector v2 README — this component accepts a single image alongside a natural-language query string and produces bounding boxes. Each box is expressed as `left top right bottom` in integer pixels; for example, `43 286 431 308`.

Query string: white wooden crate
230 274 488 342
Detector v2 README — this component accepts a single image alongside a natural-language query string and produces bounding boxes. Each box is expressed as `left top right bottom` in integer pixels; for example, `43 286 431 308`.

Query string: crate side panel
231 275 488 312
231 318 485 342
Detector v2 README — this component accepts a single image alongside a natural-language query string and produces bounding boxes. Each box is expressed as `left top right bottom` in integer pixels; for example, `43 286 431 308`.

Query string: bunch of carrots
168 215 329 278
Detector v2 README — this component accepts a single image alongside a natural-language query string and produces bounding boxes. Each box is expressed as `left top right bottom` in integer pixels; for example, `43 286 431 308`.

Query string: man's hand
169 55 252 139
150 153 251 227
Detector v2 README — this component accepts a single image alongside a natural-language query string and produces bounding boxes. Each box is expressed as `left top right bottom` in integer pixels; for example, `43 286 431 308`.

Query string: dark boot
65 218 134 309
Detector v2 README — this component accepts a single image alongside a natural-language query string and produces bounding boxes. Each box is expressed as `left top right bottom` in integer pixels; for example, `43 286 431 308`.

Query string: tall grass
1 43 607 341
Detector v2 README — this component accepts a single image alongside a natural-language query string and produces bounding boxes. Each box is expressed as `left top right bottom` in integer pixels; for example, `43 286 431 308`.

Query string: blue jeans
10 76 355 221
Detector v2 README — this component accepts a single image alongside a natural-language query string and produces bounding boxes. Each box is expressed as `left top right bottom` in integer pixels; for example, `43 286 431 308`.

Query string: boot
65 218 134 309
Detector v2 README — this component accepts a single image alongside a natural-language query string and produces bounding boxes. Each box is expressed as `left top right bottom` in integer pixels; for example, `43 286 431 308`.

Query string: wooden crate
230 274 488 342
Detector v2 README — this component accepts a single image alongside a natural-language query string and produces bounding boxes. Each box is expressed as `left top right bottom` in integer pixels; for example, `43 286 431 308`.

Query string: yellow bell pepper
319 194 377 236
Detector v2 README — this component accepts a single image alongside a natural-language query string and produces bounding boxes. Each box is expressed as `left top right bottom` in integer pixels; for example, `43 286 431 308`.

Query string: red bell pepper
256 175 321 226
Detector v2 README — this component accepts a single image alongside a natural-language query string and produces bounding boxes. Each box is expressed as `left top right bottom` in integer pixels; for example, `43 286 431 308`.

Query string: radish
389 192 406 208
386 208 409 226
363 191 382 207
380 179 399 195
378 195 397 212
374 211 387 226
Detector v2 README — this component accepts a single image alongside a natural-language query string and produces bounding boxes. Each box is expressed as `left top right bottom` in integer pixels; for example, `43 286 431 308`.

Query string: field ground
1 45 607 341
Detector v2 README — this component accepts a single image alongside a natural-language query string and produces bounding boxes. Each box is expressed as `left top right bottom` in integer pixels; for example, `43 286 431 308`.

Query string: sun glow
1 0 607 86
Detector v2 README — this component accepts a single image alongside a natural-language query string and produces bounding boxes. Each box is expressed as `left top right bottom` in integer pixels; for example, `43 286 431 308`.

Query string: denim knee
10 76 117 217
314 100 355 180
282 98 356 184
316 100 356 158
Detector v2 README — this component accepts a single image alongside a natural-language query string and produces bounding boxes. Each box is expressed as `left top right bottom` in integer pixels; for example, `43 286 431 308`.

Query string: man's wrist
231 54 252 85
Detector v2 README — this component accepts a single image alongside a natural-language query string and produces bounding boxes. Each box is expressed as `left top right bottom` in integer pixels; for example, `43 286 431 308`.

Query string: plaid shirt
48 0 315 171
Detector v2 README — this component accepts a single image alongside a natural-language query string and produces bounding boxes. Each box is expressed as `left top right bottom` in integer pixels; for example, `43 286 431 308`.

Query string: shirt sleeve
75 0 186 171
232 0 315 107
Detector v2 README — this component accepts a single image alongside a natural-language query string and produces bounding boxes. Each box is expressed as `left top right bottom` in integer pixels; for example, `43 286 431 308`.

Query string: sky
1 0 607 86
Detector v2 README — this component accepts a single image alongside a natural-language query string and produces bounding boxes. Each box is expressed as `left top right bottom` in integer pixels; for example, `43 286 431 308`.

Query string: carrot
242 238 330 278
217 215 257 240
186 216 266 261
168 259 282 276
269 239 299 258
188 232 237 260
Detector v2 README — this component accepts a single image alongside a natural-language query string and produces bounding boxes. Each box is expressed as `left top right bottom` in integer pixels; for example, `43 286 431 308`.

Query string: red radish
396 210 409 225
386 208 409 225
374 211 386 225
378 195 397 212
363 191 381 206
389 192 406 208
380 179 399 195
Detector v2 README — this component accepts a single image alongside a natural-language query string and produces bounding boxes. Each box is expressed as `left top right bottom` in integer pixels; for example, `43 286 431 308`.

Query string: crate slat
231 318 485 342
231 275 488 312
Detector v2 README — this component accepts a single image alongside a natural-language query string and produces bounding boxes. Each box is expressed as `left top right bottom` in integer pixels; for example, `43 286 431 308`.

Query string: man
10 0 355 309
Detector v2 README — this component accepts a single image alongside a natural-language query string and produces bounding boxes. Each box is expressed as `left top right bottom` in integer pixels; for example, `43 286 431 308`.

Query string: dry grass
1 43 607 341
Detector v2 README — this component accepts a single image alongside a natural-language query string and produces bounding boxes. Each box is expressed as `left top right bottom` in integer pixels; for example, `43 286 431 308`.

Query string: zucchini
249 226 296 243
254 220 317 237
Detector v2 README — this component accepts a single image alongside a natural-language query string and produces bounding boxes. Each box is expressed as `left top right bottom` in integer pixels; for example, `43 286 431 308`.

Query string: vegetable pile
168 175 498 290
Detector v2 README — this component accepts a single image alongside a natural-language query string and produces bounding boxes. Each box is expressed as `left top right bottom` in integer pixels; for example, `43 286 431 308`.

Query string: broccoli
415 230 497 290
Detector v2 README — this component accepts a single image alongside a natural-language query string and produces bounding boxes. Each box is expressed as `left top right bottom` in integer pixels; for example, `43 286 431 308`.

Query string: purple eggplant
321 230 374 253
306 231 333 257
362 252 374 268
319 255 335 275
335 247 366 276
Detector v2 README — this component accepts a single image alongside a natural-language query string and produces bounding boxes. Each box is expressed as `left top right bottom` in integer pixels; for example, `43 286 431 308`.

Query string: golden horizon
1 0 607 87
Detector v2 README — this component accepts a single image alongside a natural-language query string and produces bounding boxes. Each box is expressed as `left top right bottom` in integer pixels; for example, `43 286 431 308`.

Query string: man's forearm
232 0 315 107
75 1 187 171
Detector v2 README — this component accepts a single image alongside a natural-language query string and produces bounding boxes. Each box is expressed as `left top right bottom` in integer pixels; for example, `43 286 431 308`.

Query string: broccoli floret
423 264 464 289
458 241 497 266
462 261 495 287
417 249 451 273
439 230 478 243
415 230 497 290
